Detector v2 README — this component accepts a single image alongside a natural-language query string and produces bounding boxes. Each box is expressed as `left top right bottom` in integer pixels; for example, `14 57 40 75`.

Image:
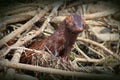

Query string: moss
104 57 118 65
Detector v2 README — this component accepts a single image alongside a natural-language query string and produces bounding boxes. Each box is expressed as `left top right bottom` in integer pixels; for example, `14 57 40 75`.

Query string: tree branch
0 10 46 47
77 37 120 61
0 60 120 80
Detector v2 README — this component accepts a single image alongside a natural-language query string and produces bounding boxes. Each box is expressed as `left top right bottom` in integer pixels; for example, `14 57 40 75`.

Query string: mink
21 13 85 63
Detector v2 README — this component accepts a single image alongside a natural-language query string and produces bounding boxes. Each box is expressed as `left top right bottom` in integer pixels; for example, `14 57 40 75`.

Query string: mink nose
75 20 84 32
76 25 84 32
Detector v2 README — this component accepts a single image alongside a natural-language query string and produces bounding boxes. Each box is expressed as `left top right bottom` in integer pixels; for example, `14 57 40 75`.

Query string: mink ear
65 15 72 24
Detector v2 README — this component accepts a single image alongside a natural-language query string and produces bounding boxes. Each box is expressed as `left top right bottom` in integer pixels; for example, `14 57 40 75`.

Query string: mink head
65 13 85 33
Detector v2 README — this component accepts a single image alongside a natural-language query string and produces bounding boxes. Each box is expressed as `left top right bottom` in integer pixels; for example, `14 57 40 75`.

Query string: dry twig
0 10 46 47
5 6 38 15
90 26 119 41
4 48 24 80
84 8 118 19
73 43 105 63
15 74 38 80
0 15 32 29
51 8 119 23
77 37 120 61
0 60 120 80
0 1 63 58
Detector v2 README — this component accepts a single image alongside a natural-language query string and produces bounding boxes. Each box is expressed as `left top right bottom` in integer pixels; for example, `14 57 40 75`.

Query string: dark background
0 0 120 6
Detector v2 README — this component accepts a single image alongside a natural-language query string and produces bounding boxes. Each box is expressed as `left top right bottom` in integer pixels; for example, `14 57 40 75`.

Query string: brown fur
20 14 85 63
